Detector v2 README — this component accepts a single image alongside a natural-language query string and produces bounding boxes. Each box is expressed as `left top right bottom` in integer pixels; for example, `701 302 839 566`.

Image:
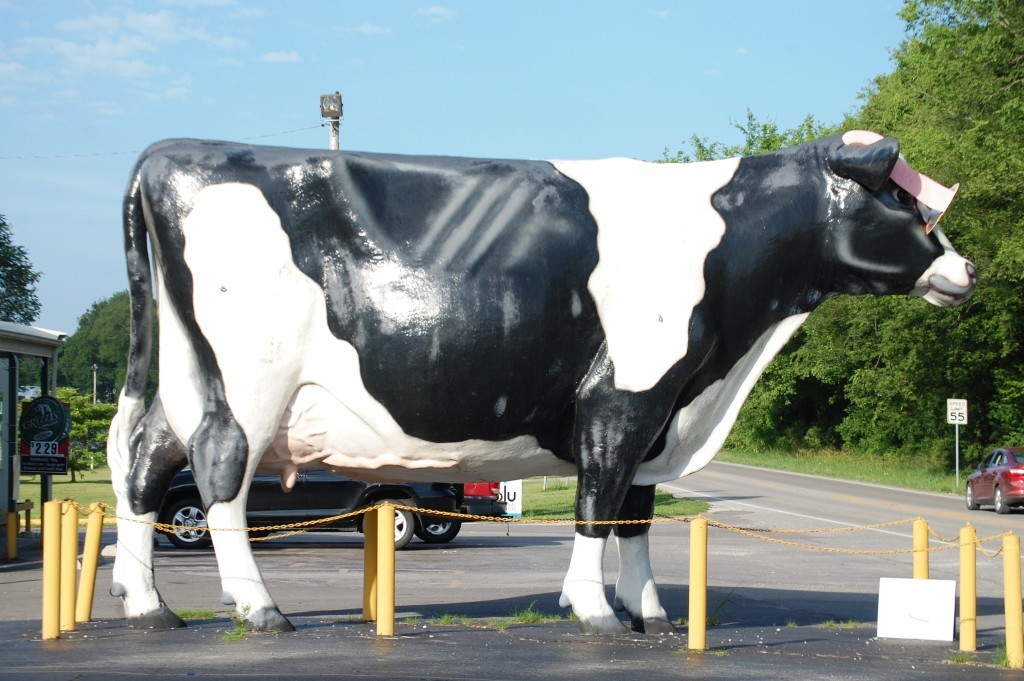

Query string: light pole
91 364 97 404
320 91 343 150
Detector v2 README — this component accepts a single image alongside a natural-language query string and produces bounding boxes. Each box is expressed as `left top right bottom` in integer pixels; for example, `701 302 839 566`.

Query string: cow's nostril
966 261 978 281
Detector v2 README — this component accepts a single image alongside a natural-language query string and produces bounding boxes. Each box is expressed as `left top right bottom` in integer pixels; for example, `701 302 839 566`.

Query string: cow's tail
107 158 155 502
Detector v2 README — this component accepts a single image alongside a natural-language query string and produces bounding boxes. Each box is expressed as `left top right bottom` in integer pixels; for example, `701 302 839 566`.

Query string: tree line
4 0 1021 472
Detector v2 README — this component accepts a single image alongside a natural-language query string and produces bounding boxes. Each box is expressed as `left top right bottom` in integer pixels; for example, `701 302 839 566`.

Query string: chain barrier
56 497 1012 559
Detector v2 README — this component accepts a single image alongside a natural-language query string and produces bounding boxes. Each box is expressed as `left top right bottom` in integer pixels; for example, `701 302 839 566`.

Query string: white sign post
947 399 968 483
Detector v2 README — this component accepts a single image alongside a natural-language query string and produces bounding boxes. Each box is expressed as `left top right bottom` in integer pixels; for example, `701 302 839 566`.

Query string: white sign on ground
876 577 955 641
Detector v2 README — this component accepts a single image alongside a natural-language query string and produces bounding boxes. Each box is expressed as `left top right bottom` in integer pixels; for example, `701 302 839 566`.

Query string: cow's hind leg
190 413 293 632
613 485 675 635
109 396 187 628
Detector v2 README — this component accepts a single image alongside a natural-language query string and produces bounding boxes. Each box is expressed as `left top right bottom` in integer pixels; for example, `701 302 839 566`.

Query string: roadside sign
19 395 71 475
946 399 968 425
499 480 522 517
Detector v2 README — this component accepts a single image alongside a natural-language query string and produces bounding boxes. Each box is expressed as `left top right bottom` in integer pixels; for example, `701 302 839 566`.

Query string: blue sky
0 0 907 335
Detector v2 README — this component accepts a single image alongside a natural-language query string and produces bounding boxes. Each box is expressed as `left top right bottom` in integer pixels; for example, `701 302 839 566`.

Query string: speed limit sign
947 398 968 425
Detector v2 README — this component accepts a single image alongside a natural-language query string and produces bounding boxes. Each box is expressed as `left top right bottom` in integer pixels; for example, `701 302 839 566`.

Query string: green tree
721 1 1024 469
838 0 1024 461
59 291 158 402
55 387 118 481
0 214 42 324
662 109 835 163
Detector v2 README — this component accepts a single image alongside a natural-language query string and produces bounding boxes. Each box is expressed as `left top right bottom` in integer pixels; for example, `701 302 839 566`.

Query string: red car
966 447 1024 514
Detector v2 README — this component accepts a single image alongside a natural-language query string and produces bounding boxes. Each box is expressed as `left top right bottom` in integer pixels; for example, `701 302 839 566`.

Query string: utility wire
0 123 328 160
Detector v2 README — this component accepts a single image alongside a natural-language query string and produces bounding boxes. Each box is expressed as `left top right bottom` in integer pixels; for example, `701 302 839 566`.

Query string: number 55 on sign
947 399 968 425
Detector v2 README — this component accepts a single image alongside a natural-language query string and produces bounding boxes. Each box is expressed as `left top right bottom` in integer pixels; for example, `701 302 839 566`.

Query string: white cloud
342 22 392 35
219 56 245 67
88 99 125 117
736 47 749 56
651 9 671 19
704 67 722 77
417 6 457 22
259 50 301 63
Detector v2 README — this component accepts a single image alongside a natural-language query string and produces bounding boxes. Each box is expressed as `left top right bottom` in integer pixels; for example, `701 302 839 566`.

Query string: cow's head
825 130 976 307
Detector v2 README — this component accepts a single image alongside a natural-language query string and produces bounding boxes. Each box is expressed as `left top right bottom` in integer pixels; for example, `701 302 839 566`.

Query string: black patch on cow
274 152 604 458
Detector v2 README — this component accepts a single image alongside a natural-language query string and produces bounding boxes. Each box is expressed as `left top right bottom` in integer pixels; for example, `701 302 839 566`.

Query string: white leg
614 533 675 634
206 502 293 631
558 533 627 634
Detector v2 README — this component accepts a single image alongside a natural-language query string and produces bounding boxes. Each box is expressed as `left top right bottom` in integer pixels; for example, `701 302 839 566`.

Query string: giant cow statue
108 130 975 634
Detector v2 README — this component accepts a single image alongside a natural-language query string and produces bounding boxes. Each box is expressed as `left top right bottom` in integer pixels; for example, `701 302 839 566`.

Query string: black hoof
630 616 678 635
127 604 186 629
247 607 295 632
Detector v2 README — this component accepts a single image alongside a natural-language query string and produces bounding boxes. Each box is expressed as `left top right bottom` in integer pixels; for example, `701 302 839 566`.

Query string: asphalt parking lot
0 519 1019 680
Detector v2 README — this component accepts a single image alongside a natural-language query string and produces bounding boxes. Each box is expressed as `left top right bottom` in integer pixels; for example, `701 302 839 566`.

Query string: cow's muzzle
918 260 977 307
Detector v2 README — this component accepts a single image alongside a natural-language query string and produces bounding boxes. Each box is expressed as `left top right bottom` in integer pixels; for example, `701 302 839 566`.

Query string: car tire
393 506 416 549
995 486 1010 514
966 483 980 511
161 498 212 549
415 518 462 544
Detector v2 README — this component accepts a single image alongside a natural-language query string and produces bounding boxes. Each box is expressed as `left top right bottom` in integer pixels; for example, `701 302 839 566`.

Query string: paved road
665 461 1022 641
1 463 1022 680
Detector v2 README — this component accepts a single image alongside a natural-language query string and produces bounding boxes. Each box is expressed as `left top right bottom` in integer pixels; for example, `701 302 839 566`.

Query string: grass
947 651 978 665
427 603 570 632
16 467 119 525
716 448 962 494
222 607 251 642
175 608 218 621
820 619 860 629
522 477 708 519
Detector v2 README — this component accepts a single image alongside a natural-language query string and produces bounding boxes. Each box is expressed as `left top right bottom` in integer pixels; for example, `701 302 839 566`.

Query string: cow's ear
828 137 901 193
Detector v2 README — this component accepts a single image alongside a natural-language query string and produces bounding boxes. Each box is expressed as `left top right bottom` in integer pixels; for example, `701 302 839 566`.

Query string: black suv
158 469 462 549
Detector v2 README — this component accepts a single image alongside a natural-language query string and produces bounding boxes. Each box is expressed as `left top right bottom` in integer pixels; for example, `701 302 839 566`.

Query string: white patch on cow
635 313 809 485
494 395 508 418
179 183 573 485
614 533 668 623
570 290 583 318
559 534 622 630
551 157 740 392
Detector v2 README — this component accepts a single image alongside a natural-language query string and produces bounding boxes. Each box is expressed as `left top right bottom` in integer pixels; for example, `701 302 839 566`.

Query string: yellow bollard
6 511 17 560
913 518 929 580
76 502 105 623
959 526 977 652
59 501 79 632
41 501 62 640
363 508 378 622
688 516 708 651
1003 534 1023 669
376 503 395 636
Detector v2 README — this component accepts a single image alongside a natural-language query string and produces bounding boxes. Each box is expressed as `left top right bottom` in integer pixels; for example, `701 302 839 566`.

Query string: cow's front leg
559 348 677 634
559 532 623 634
613 484 675 634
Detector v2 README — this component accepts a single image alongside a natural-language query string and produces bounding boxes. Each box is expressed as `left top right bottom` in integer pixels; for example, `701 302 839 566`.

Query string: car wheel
995 486 1010 514
393 506 416 549
966 483 980 510
162 498 212 549
415 518 462 544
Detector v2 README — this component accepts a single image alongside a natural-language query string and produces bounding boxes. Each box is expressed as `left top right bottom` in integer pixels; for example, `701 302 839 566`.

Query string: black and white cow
108 131 975 634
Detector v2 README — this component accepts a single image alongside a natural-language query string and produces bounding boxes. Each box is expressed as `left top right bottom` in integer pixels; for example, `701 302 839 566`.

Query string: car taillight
489 481 501 496
1009 468 1024 476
